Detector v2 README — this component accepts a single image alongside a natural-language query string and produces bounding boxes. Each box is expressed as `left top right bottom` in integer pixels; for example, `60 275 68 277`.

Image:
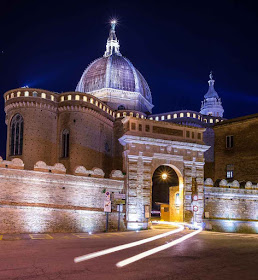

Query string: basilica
1 21 257 234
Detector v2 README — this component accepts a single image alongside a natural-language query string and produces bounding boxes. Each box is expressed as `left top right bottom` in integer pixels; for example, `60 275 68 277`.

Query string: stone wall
0 160 125 234
204 178 258 233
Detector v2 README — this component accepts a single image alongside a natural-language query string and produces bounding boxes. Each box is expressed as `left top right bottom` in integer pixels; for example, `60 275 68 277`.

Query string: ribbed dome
76 54 152 104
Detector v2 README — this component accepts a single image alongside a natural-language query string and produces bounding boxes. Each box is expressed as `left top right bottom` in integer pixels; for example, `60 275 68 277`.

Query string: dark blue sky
1 0 258 158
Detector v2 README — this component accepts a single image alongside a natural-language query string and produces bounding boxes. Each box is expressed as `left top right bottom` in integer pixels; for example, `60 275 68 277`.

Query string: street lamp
161 172 168 180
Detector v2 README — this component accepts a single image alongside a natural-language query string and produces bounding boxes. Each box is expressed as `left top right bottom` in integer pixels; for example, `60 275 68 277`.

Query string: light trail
74 222 184 263
116 226 202 267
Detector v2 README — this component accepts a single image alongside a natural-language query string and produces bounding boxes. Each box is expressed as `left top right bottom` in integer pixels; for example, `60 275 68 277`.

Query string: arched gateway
119 117 210 230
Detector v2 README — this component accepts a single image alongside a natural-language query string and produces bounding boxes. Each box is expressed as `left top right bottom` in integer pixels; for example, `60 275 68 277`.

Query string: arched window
10 114 24 156
62 129 69 158
118 105 125 110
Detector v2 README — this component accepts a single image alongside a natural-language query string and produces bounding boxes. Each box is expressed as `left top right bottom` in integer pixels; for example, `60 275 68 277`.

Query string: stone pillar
125 152 152 230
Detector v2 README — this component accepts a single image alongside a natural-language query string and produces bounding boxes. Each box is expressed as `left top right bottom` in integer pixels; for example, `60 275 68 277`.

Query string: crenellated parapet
34 161 66 174
204 178 258 190
0 157 24 169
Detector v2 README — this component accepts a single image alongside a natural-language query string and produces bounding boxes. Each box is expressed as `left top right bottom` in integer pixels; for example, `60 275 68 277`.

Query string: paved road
0 225 257 280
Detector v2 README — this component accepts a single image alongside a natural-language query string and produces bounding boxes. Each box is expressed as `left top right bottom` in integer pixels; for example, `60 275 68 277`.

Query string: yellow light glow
161 173 168 180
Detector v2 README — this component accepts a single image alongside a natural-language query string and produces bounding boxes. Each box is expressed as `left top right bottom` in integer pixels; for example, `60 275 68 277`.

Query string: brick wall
214 115 258 182
0 168 125 233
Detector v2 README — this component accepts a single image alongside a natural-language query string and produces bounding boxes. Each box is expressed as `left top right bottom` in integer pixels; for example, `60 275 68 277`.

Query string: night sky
1 0 258 158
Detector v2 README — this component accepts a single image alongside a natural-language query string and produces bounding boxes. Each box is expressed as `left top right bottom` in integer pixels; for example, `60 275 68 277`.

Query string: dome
76 21 153 113
76 54 152 104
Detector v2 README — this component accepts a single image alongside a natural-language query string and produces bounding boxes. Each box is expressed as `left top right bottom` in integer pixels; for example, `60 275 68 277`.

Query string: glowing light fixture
161 173 168 180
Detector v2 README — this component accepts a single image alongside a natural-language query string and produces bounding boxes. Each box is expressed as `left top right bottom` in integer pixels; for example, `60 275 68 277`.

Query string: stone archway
152 165 183 222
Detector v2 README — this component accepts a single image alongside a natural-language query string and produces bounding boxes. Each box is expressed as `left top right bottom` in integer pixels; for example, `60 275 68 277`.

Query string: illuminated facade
1 22 257 234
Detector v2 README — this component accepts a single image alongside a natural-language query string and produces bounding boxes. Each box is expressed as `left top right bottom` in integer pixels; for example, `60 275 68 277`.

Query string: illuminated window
167 115 171 120
67 95 72 100
6 95 9 100
33 91 38 97
175 193 180 206
83 96 87 102
99 103 102 109
10 114 23 156
107 108 109 113
136 113 139 118
216 119 219 123
110 110 112 115
173 114 177 119
180 113 184 118
11 93 14 98
24 91 29 97
60 96 64 102
17 91 21 97
123 112 127 117
149 117 153 120
130 112 133 117
95 101 98 106
141 115 144 119
90 98 94 104
155 116 159 121
210 119 213 123
204 119 207 123
117 113 121 118
193 113 196 118
41 92 46 99
226 165 234 178
75 95 80 101
198 115 201 120
103 106 106 111
187 113 190 117
161 116 165 120
51 95 55 101
61 129 69 158
226 135 234 148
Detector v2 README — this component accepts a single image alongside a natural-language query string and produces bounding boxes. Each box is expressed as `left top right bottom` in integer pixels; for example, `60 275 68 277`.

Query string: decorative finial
209 71 213 80
111 19 117 31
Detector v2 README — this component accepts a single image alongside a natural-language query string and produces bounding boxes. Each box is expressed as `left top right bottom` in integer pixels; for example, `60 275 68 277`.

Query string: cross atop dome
104 19 121 57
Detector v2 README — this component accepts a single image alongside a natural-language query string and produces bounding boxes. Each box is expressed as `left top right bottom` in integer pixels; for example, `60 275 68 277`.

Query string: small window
187 113 190 117
33 91 38 97
83 96 87 102
67 95 72 101
60 96 64 102
197 133 201 140
62 129 70 158
226 165 234 178
17 91 21 97
90 98 94 104
117 113 121 118
161 116 165 120
226 135 234 148
193 113 196 118
136 113 139 118
180 113 184 118
173 114 177 119
145 125 150 132
149 117 153 120
131 123 136 130
139 124 142 131
186 131 190 138
24 91 29 97
167 115 171 120
41 92 46 99
51 95 55 101
130 112 133 117
118 105 125 110
155 116 159 121
75 95 80 101
210 119 213 123
192 132 195 139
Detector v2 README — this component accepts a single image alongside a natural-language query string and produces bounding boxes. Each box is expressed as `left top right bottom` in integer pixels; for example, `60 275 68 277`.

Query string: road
0 224 257 280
